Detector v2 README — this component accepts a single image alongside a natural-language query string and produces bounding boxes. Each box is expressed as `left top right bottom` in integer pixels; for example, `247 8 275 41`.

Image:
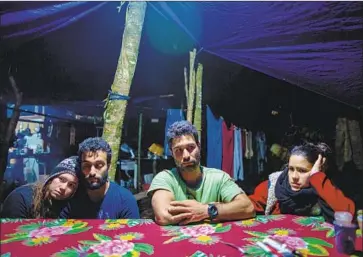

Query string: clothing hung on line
335 117 363 171
222 121 234 178
244 130 254 159
233 127 244 181
256 131 267 173
206 106 222 170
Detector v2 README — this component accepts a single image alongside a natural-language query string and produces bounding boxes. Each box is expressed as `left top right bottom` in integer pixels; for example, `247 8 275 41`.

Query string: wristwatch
208 203 218 220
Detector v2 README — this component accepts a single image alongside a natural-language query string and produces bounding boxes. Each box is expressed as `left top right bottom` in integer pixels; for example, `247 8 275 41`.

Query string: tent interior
1 2 362 205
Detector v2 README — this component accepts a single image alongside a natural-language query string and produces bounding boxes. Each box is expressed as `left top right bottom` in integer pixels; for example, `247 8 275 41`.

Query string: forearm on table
214 195 256 221
154 208 175 226
151 189 177 226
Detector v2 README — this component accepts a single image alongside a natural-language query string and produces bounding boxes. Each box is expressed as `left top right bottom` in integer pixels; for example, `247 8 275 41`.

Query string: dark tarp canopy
1 1 362 109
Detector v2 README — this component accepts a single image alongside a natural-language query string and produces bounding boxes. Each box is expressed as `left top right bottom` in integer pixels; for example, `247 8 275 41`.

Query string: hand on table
168 200 209 225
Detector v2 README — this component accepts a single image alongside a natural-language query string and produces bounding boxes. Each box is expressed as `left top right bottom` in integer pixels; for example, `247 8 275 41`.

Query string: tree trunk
0 76 22 193
102 2 147 181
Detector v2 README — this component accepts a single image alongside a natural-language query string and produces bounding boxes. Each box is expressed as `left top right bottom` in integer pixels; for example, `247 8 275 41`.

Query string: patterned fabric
1 216 361 257
43 156 79 187
265 171 283 215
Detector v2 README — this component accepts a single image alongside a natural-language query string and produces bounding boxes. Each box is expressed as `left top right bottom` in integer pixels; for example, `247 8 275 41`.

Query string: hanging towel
164 109 185 156
245 130 254 159
256 131 267 173
335 117 352 170
241 129 246 156
347 119 363 170
233 127 244 181
336 117 363 171
206 105 222 170
222 121 234 177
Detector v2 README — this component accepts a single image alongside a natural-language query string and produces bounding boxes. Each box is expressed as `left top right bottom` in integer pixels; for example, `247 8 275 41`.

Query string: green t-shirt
148 167 244 203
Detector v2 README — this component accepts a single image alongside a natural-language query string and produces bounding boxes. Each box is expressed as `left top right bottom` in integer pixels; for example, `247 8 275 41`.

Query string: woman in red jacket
249 142 355 223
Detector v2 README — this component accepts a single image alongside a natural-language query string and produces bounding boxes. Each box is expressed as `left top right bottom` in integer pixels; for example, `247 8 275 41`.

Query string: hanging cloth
256 131 267 173
222 121 234 177
347 119 363 170
233 127 244 181
206 105 223 170
336 117 363 171
70 125 76 146
245 130 254 159
241 129 246 156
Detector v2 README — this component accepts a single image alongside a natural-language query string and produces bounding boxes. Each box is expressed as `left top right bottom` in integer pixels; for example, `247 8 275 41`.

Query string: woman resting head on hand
250 142 355 223
286 142 329 191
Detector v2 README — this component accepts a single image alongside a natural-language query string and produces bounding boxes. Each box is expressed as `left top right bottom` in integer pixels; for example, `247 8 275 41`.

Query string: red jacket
249 172 355 216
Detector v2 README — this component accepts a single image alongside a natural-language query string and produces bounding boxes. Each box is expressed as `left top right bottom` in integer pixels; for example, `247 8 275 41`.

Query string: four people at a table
0 121 358 227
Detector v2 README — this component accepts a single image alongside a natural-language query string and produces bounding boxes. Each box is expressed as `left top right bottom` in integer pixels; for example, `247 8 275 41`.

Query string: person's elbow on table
154 209 193 226
237 194 256 219
244 199 256 218
151 189 185 226
217 194 256 221
154 211 171 226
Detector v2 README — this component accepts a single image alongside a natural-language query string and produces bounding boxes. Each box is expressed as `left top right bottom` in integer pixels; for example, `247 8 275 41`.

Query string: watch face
208 204 218 219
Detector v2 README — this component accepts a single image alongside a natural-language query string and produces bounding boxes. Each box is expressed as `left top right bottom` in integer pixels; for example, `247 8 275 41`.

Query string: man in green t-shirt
148 121 255 226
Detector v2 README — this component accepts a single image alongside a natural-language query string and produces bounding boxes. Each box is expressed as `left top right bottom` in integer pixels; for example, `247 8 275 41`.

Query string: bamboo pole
194 63 203 143
102 2 147 181
137 112 143 191
186 49 196 123
184 67 188 103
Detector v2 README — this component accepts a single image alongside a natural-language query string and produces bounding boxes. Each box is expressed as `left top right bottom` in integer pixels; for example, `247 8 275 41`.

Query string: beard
81 171 108 190
176 152 201 173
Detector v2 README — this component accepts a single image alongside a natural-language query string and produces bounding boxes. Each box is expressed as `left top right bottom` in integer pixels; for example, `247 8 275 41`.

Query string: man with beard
61 137 140 219
148 121 255 225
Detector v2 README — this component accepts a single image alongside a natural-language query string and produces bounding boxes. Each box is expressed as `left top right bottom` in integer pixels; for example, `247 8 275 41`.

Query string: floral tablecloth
1 215 361 257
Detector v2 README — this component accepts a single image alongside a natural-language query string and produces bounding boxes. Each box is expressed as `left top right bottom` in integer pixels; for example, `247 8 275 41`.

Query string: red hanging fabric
222 121 234 177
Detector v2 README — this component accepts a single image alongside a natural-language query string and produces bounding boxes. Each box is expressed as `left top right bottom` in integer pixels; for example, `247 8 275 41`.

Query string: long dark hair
31 178 53 218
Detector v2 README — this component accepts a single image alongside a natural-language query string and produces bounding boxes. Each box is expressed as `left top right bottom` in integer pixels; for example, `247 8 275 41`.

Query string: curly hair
166 120 199 148
78 137 112 164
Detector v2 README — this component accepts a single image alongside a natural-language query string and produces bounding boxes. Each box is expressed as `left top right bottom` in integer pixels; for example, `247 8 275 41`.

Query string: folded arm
214 193 255 221
151 189 192 225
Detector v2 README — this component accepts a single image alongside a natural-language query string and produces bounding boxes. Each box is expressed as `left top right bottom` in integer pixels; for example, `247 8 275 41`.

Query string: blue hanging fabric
233 127 244 181
256 131 267 174
164 109 185 156
206 105 222 170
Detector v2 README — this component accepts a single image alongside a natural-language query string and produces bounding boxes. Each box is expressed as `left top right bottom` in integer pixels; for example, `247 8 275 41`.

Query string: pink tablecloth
1 215 362 257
